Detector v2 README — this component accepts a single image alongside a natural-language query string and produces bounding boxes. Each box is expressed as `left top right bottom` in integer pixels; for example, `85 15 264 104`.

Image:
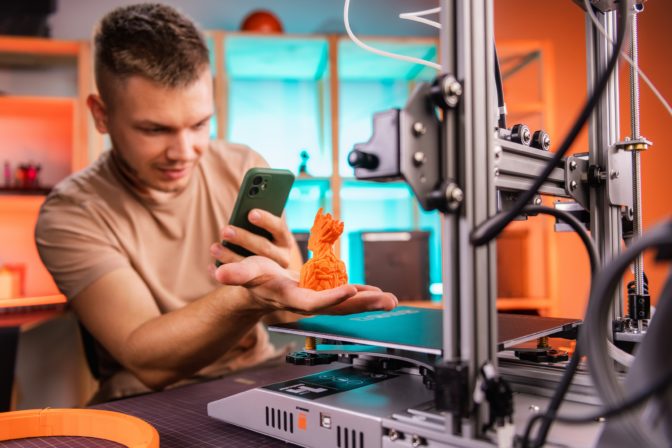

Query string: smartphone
220 167 295 258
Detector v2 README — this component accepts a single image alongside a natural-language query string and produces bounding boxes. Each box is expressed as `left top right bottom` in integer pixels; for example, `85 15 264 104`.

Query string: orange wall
496 1 672 317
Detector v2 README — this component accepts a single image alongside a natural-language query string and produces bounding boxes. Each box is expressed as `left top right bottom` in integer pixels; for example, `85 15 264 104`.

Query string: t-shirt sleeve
35 196 130 300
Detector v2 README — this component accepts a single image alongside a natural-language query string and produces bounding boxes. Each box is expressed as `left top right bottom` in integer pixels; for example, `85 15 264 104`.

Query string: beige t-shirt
35 141 280 402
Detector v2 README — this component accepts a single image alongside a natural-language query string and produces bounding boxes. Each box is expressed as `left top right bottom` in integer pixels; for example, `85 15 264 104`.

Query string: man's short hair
94 3 210 103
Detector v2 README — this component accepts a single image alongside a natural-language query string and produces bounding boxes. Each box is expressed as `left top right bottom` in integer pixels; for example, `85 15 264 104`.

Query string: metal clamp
615 136 652 152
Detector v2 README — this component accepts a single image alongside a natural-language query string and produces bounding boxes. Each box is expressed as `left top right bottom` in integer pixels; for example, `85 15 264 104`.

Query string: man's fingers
219 223 290 268
351 284 383 292
320 290 398 315
210 242 245 266
286 285 358 313
248 209 292 246
214 256 273 286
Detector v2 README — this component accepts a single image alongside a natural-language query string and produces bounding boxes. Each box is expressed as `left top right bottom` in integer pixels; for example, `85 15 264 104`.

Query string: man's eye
143 127 165 134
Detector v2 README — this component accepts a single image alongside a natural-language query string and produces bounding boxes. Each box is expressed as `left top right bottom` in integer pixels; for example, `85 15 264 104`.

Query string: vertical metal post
586 9 623 319
628 7 645 298
439 0 497 438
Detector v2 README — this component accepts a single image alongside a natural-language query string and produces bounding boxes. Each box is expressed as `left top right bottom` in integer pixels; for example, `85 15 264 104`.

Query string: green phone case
222 167 295 258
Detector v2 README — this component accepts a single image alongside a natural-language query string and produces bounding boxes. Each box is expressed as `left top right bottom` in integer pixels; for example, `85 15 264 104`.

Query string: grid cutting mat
1 363 325 448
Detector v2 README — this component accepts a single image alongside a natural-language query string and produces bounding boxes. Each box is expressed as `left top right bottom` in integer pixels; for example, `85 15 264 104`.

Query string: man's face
93 68 214 194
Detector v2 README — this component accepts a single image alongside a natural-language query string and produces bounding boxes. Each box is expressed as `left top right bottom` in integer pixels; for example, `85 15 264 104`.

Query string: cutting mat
1 363 327 447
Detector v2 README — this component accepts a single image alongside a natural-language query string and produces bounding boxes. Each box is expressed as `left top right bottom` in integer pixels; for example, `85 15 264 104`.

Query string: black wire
494 45 507 129
471 0 629 247
580 221 672 446
523 270 672 443
519 205 599 448
522 221 672 447
524 366 672 428
524 205 599 275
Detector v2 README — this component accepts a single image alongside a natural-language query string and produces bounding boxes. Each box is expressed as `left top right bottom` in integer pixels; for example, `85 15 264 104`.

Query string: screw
412 122 426 136
523 128 531 144
570 180 577 190
449 186 464 203
610 170 620 179
569 160 577 171
447 79 462 96
494 168 500 177
543 134 551 148
388 429 399 441
534 196 542 205
411 435 423 447
529 405 540 414
413 151 426 166
441 75 462 108
494 145 502 159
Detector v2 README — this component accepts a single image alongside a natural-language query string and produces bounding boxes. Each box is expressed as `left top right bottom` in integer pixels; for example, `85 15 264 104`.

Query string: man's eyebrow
194 113 214 124
133 120 173 129
133 114 213 128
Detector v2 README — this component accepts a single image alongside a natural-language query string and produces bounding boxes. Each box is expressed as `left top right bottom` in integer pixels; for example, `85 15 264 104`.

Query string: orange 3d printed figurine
299 208 347 290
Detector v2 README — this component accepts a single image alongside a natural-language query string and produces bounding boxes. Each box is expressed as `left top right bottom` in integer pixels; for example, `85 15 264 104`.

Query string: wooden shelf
338 37 437 81
0 194 46 213
0 187 51 196
0 36 80 67
224 35 329 81
0 294 66 309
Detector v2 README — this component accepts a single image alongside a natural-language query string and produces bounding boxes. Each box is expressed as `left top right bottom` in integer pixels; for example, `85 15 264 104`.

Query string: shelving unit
0 36 94 300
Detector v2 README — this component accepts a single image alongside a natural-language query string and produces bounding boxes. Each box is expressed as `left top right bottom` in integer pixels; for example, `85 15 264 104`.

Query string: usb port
320 413 332 429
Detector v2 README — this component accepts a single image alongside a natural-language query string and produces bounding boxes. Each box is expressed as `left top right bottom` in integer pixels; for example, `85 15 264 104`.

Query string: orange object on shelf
240 10 284 33
299 208 347 291
0 408 159 447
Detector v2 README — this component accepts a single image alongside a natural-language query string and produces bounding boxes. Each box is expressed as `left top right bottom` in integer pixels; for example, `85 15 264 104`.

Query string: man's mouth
157 165 190 180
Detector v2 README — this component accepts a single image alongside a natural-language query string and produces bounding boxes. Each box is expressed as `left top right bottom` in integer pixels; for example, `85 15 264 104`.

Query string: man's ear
87 94 109 133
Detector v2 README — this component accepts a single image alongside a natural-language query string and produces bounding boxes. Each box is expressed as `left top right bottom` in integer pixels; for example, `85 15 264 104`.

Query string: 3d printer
208 1 672 447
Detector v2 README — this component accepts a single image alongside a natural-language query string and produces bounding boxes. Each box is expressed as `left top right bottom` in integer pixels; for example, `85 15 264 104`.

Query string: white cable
343 0 441 71
399 14 441 30
400 6 441 17
584 0 672 117
399 7 441 30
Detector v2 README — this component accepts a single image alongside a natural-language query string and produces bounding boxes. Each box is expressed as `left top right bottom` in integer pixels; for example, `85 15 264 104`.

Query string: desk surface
0 363 326 447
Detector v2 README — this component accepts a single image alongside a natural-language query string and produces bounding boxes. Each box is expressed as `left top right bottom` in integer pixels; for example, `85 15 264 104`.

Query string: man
35 3 397 403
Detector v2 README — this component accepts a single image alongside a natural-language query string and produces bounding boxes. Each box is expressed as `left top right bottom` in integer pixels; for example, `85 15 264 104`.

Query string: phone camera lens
249 186 260 196
252 176 263 185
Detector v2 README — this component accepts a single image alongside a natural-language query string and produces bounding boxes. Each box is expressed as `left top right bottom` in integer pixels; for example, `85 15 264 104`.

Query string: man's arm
72 260 370 391
72 267 263 390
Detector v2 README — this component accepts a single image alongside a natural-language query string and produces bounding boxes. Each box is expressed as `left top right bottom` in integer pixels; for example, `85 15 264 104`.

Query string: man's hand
212 256 398 315
211 209 296 269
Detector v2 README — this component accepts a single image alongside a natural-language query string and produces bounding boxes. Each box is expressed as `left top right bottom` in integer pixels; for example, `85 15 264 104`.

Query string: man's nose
166 131 198 161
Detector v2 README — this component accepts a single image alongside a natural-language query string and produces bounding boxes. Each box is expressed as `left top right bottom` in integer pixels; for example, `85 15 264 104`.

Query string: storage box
349 230 430 300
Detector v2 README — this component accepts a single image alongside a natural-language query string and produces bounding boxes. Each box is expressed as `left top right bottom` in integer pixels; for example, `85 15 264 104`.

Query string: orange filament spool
0 408 159 447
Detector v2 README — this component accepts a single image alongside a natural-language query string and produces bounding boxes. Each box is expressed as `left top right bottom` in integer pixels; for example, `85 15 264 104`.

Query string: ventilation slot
337 426 364 448
264 406 294 433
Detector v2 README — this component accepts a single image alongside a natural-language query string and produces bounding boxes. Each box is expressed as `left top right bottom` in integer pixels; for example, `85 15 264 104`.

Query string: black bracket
286 351 338 366
433 360 470 417
349 76 464 214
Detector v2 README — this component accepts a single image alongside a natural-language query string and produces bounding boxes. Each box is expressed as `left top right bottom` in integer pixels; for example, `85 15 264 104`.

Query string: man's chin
144 178 190 194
